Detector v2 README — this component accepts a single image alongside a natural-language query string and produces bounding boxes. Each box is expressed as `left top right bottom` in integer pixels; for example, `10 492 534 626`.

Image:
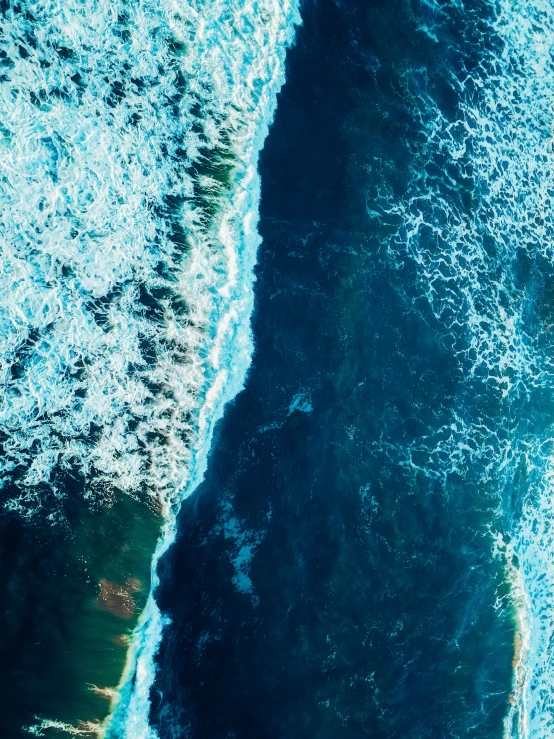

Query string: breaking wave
0 0 299 734
0 0 299 517
378 0 554 736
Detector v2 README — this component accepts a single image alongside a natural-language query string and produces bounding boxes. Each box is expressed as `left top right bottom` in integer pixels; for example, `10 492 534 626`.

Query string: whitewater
381 0 554 737
0 0 299 735
7 0 554 735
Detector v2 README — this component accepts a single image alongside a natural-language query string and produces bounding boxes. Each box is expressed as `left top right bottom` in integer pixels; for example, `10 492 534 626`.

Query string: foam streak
0 0 299 734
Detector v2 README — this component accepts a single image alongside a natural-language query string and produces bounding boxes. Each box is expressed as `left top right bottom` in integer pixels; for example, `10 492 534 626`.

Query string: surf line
100 3 302 738
491 531 531 739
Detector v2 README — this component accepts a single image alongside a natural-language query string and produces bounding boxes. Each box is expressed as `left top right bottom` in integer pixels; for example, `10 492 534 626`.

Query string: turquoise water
2 0 554 737
148 1 554 737
0 0 299 734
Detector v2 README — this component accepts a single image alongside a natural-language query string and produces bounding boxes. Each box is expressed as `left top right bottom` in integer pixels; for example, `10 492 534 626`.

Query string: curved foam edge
378 0 554 735
101 4 302 737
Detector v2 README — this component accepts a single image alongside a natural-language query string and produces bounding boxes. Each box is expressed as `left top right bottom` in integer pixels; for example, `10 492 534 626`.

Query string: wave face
0 0 299 734
380 0 554 736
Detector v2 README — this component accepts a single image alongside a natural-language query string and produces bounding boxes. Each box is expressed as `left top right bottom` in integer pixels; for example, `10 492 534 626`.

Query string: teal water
3 0 554 737
147 0 544 737
0 0 299 735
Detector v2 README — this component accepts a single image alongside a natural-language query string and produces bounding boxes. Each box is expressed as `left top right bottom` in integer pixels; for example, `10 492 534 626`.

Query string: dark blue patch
150 1 514 737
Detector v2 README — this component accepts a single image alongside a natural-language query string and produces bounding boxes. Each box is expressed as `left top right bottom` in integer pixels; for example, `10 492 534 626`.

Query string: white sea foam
491 530 531 739
380 0 554 735
27 719 104 737
1 0 300 734
100 0 301 737
0 0 298 516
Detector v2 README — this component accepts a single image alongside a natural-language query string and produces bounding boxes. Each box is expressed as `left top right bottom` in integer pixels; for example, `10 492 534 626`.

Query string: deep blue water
149 1 518 736
7 0 554 735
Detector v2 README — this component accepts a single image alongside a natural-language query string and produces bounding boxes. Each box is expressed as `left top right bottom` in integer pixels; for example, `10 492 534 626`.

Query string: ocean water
2 0 554 737
145 0 554 738
0 0 299 735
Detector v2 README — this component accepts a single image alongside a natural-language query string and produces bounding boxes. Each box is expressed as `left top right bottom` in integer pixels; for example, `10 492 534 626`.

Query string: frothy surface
5 0 554 736
0 0 299 735
0 0 298 517
380 1 554 735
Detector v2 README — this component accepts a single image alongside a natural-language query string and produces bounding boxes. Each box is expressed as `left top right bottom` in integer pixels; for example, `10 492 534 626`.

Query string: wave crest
0 0 299 519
